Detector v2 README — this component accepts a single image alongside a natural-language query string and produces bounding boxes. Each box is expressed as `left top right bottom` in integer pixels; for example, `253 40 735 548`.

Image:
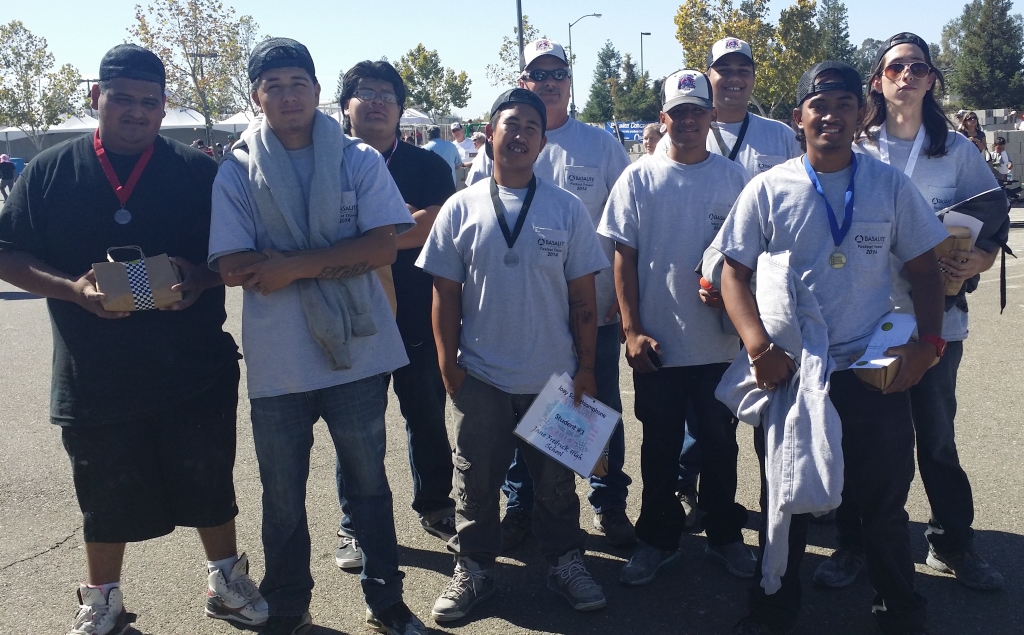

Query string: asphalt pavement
2 218 1024 635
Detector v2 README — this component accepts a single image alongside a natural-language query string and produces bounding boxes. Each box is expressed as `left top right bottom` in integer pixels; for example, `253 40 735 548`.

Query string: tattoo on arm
317 262 374 279
569 298 594 359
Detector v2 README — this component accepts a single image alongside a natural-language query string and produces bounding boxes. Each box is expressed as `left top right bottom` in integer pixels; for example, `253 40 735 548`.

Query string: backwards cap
796 61 863 106
99 44 165 88
249 37 317 83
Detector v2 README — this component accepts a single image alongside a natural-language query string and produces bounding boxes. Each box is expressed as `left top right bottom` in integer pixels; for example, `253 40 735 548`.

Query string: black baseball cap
874 32 933 70
490 88 547 134
796 61 863 106
99 44 165 88
248 37 317 83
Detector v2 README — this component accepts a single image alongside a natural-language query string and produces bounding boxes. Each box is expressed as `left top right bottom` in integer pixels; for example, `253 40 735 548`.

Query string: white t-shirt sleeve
208 160 258 268
465 151 492 186
416 198 466 283
565 197 611 281
604 136 632 192
712 178 769 270
597 168 639 249
349 147 415 235
891 175 949 263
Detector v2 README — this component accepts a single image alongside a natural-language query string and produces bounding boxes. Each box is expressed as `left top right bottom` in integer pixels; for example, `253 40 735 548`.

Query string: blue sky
6 0 1009 119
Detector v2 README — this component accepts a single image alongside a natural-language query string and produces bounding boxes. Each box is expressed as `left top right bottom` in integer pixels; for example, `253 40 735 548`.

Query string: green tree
0 20 81 150
947 0 1024 107
938 0 982 71
486 15 542 88
852 37 886 78
763 0 821 118
614 55 661 121
395 44 471 117
579 41 621 123
816 0 855 62
130 0 255 141
225 15 265 115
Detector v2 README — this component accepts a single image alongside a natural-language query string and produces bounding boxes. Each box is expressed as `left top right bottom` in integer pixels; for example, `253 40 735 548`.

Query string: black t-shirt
382 140 456 344
0 162 15 180
0 134 239 425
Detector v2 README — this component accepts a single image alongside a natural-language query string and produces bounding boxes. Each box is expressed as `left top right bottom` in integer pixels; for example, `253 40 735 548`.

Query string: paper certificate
514 373 621 478
850 312 916 370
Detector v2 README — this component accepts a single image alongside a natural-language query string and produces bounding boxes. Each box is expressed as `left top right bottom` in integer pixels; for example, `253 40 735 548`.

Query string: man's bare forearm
567 273 598 370
614 244 643 335
904 251 944 337
288 225 398 280
396 205 442 250
0 250 79 302
721 257 770 354
432 277 464 371
216 251 268 287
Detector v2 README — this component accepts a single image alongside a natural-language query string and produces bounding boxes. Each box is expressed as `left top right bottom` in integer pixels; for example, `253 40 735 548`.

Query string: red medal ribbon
93 129 154 208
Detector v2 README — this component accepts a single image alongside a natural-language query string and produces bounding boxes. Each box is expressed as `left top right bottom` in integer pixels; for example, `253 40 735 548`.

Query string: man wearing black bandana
0 44 265 635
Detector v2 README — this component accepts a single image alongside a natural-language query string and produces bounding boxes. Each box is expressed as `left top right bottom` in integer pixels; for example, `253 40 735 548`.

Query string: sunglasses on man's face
965 116 978 122
522 68 571 82
882 62 932 82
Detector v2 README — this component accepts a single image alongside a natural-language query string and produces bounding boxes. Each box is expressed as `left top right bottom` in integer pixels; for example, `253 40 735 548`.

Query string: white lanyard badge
878 124 926 178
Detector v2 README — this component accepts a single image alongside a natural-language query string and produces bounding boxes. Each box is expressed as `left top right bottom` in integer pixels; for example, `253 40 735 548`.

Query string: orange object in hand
699 277 715 291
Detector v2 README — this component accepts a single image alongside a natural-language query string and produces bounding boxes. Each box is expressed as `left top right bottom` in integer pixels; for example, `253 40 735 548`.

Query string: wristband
748 343 774 366
919 334 946 358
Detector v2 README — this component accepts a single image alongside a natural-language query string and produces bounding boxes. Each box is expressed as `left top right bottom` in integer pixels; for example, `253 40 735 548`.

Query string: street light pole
568 13 602 120
517 0 526 72
640 32 651 77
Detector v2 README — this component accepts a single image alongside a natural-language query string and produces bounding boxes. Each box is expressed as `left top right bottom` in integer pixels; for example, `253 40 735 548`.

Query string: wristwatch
919 334 947 358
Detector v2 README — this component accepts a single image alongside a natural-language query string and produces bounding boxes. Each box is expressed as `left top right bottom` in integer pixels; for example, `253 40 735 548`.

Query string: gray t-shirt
464 117 631 321
598 152 749 367
656 112 801 177
712 154 949 370
856 129 1000 341
416 177 610 394
209 140 415 399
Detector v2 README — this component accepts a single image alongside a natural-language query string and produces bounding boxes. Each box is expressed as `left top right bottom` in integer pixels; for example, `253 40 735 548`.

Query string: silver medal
114 208 132 225
504 251 519 267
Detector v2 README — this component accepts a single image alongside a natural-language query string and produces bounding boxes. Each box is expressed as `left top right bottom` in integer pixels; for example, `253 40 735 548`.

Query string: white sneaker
67 585 132 635
205 553 269 626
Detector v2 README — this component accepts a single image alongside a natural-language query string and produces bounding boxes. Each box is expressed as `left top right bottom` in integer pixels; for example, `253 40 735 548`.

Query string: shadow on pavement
0 290 40 300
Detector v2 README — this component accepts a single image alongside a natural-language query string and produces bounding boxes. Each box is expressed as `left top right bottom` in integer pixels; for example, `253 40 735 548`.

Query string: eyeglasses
521 68 571 82
965 116 978 122
353 88 398 104
882 62 932 81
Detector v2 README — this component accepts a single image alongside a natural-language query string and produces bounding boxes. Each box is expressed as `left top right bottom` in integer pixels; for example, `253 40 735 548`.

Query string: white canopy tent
160 107 209 130
48 115 99 133
401 108 433 125
215 111 255 134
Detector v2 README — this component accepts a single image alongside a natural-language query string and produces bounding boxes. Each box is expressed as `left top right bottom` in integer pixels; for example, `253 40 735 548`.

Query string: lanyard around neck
383 137 399 167
802 153 858 248
490 176 537 249
711 113 750 162
93 130 154 208
878 124 925 178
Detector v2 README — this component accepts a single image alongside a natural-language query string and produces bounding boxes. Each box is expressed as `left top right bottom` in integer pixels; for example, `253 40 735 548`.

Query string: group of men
0 29 1003 635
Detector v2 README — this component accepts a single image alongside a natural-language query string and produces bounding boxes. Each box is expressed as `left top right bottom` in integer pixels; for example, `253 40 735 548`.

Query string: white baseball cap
706 37 754 69
663 69 714 110
450 121 463 131
524 39 568 68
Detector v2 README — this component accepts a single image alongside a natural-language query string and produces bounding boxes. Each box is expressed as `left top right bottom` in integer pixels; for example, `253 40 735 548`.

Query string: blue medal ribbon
802 153 857 248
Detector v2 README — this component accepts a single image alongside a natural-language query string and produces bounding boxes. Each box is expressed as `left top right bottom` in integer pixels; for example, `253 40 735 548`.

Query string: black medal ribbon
490 175 538 261
712 113 751 161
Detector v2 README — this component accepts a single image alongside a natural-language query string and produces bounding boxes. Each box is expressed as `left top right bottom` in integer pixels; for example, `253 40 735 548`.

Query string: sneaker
366 601 428 634
431 558 495 623
67 586 132 635
619 541 681 586
546 549 606 611
813 548 865 588
926 546 1004 590
676 486 702 531
257 612 312 635
733 615 797 634
335 533 363 569
206 553 269 626
706 541 757 578
422 514 457 542
593 509 638 546
500 510 532 551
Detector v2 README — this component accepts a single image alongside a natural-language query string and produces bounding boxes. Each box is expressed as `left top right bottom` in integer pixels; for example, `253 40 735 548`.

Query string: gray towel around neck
224 111 377 370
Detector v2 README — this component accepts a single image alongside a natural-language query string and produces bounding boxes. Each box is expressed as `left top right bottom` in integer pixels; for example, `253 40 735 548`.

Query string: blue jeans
338 338 455 534
676 402 702 491
250 374 402 616
503 323 631 515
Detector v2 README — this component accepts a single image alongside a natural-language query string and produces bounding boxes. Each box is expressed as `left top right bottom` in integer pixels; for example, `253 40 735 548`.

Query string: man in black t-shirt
0 154 15 200
332 60 458 566
0 45 266 635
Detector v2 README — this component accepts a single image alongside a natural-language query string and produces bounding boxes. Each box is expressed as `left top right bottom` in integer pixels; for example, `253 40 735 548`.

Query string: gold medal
829 251 847 269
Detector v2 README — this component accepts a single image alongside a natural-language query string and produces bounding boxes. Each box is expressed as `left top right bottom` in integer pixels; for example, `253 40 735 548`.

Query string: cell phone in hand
647 348 663 368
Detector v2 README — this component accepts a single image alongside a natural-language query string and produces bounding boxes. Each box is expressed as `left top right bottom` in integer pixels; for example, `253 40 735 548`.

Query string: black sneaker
812 548 864 588
422 514 457 542
592 509 638 546
500 510 532 551
676 486 702 531
258 612 312 635
366 601 428 635
926 546 1004 590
